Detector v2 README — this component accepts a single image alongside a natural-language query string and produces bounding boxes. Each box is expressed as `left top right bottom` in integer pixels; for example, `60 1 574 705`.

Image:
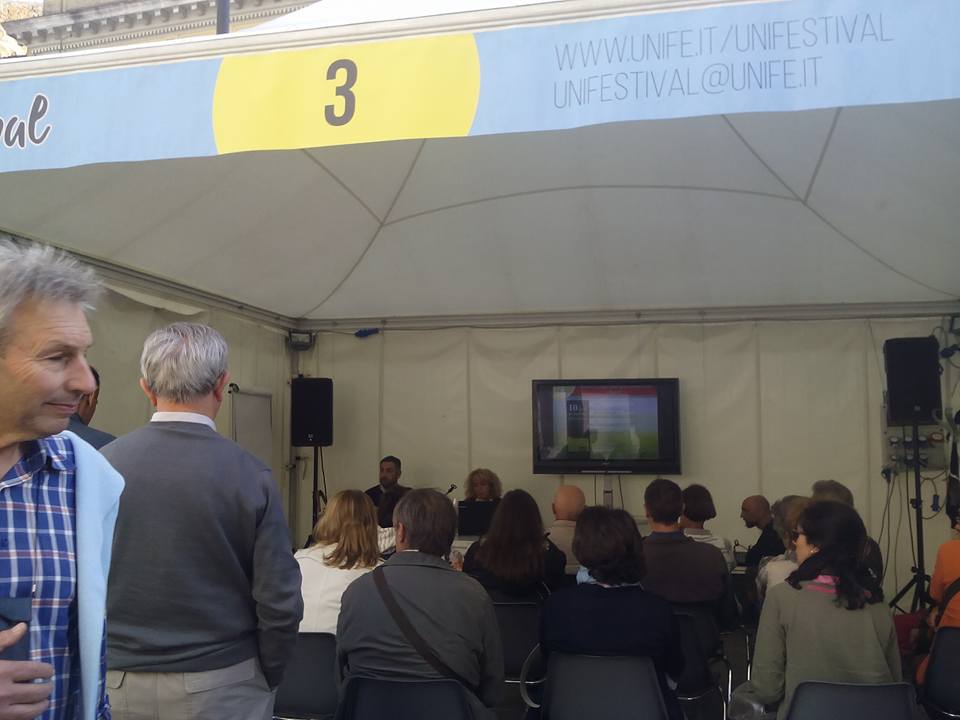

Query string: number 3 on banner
325 59 357 126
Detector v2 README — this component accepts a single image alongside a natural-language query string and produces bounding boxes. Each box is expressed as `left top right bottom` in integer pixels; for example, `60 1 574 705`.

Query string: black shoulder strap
934 576 960 627
372 566 480 695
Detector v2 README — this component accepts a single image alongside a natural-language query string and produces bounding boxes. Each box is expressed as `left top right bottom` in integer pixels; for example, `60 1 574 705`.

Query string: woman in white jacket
295 490 381 634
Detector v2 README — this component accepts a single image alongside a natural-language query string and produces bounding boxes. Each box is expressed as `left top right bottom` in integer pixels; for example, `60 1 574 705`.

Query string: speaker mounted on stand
883 336 942 612
290 377 333 528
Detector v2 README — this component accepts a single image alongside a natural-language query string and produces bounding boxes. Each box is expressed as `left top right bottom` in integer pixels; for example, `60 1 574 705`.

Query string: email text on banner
552 12 892 108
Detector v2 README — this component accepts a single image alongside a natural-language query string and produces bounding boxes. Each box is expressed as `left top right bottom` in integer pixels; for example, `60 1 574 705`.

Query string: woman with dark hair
463 489 566 597
539 507 684 720
680 483 735 569
733 501 900 719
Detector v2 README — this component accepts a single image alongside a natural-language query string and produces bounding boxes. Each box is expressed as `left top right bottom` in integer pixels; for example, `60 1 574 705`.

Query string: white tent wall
86 287 295 521
296 316 958 598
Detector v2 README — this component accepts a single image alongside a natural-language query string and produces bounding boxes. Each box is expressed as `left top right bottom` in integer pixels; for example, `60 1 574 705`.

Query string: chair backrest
335 677 472 720
671 603 722 658
671 611 714 696
785 681 917 720
492 601 541 679
925 626 960 714
274 632 338 720
541 653 668 720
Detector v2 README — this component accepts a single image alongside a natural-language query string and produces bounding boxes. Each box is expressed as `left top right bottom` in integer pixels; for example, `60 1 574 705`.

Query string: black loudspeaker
883 336 942 426
290 377 333 447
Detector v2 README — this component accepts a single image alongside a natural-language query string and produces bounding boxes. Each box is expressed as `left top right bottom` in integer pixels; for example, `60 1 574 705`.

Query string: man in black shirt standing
740 494 785 566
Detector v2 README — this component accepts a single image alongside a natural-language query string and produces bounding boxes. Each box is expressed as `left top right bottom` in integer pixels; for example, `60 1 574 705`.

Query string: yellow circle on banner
213 34 480 154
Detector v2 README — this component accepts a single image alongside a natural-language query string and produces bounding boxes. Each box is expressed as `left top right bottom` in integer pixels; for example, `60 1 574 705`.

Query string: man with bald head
549 485 586 574
740 494 785 566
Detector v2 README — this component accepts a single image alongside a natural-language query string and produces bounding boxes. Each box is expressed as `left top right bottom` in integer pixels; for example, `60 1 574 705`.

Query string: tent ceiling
1 97 957 321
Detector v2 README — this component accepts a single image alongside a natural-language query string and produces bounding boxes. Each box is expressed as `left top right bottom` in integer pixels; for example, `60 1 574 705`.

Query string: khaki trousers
106 657 274 720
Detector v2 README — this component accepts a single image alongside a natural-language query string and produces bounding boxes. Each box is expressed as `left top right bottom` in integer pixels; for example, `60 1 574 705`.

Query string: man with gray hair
102 323 302 720
810 479 883 580
337 489 504 719
0 240 123 720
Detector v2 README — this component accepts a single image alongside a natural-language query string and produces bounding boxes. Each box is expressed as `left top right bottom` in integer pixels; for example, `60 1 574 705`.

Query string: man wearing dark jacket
642 479 731 607
338 489 504 719
741 494 786 567
103 323 302 720
67 365 116 449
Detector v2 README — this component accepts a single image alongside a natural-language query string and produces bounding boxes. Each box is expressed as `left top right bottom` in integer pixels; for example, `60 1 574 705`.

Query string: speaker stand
889 419 929 613
310 445 329 528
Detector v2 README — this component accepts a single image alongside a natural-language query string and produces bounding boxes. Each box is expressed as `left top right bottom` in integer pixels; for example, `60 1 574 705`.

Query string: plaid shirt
0 435 110 720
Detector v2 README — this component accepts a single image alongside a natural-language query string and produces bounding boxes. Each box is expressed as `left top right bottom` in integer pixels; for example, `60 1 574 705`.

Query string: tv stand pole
602 475 614 508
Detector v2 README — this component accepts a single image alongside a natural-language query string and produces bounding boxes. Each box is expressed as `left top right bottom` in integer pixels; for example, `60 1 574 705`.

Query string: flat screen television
532 378 680 475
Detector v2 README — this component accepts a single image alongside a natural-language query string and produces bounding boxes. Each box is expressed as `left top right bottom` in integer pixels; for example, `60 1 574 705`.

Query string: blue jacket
64 431 125 720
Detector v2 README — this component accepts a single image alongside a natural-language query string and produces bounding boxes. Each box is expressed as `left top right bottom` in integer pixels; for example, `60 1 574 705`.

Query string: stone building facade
3 0 308 55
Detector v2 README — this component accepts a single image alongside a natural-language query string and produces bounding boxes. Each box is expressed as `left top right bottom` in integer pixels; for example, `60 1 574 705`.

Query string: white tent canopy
1 0 956 572
0 0 957 326
2 102 958 323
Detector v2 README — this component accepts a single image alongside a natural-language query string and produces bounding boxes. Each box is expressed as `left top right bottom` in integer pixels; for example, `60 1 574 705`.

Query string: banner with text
0 0 957 173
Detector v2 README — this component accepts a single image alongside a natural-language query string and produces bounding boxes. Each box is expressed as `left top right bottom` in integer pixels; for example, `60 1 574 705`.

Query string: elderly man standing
0 240 123 720
102 323 302 720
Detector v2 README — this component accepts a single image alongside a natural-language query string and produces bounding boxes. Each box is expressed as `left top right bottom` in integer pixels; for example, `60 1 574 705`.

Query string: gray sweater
743 579 901 719
102 421 302 687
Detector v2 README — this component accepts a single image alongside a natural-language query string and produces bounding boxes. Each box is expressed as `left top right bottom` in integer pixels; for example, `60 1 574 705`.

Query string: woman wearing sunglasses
732 500 900 719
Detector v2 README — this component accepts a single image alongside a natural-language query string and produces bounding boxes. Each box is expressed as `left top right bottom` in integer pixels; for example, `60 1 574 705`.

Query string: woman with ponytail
731 501 900 719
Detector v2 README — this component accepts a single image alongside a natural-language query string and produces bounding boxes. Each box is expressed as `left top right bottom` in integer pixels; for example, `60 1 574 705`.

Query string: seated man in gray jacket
102 322 302 720
337 488 504 719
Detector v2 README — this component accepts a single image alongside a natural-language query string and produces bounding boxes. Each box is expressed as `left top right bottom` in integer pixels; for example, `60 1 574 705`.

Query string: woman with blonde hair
756 495 810 604
464 467 503 502
295 490 381 634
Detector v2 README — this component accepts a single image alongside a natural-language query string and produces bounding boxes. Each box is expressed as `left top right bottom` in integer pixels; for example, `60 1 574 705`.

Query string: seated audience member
756 496 810 604
642 479 730 607
296 490 381 634
463 467 503 502
548 485 587 575
916 507 960 683
337 489 504 720
376 485 405 535
741 494 786 566
733 501 900 719
366 455 409 516
680 484 735 570
541 507 685 720
811 479 883 580
463 489 567 598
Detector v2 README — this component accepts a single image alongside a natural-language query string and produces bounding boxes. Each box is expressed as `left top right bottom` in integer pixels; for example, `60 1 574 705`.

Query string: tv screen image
533 379 680 475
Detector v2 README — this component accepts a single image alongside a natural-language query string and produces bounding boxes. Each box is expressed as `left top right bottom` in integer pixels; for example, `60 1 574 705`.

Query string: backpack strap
934 575 960 627
372 566 481 695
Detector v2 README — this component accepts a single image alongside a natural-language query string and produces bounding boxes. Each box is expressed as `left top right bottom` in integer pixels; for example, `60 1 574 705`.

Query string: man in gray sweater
102 323 302 720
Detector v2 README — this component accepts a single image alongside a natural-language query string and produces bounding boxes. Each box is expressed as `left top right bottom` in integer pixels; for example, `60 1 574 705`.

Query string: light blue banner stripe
0 60 220 173
471 0 960 135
